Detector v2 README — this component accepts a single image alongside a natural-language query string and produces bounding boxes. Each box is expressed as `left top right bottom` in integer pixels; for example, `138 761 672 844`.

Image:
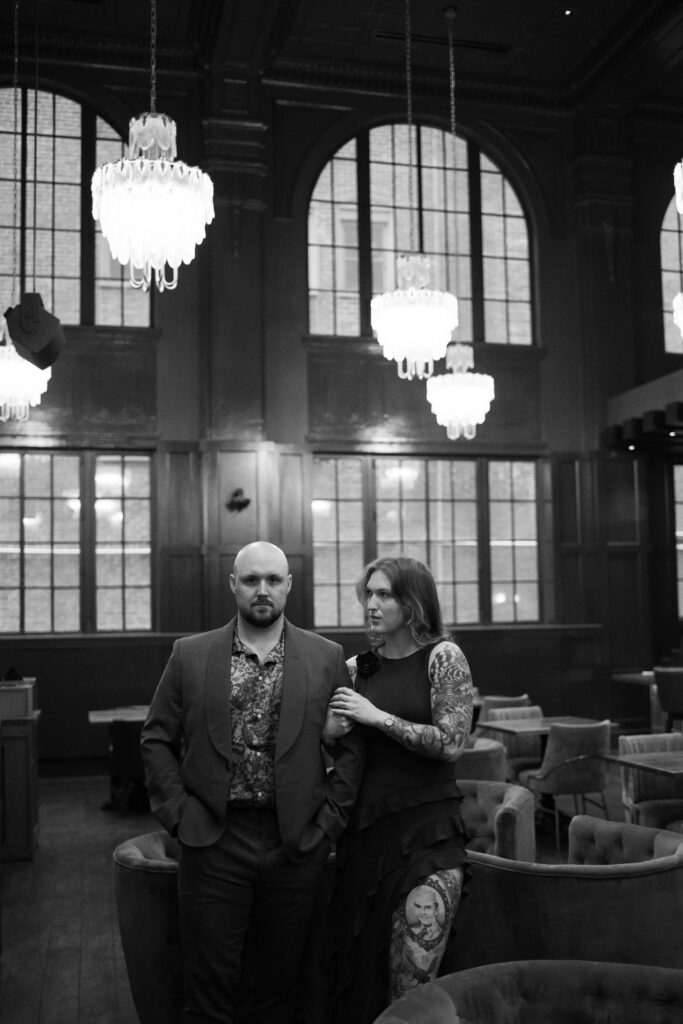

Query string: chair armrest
529 753 603 782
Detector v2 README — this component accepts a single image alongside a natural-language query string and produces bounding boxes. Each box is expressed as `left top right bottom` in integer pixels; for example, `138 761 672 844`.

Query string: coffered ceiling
3 0 683 112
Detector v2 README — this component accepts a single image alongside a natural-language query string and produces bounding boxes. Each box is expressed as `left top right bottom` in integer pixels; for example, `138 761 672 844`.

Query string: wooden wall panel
0 635 178 761
306 340 544 450
0 327 158 445
157 445 204 632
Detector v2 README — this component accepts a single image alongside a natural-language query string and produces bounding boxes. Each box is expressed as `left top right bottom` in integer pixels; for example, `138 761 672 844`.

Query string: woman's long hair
356 556 451 648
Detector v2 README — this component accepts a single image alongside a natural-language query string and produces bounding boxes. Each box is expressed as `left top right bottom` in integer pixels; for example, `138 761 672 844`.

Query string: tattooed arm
328 643 473 762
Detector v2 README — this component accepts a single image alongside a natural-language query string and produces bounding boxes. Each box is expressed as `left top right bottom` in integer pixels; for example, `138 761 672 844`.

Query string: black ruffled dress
329 644 470 1024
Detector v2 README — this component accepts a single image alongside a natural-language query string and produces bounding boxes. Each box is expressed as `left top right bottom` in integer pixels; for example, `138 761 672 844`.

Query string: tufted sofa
372 960 683 1024
458 779 536 860
441 815 683 974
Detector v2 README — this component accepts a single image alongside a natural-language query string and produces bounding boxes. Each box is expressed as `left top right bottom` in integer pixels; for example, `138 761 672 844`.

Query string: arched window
661 195 683 355
0 87 150 328
307 123 532 346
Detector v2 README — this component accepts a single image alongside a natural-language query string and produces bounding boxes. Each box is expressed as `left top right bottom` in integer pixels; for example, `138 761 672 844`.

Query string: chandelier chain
150 0 157 113
11 0 19 311
32 0 39 292
404 0 415 253
447 7 457 290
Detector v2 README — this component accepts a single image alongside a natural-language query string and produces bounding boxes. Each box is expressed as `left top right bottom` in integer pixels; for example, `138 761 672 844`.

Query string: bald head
230 541 292 630
233 541 289 577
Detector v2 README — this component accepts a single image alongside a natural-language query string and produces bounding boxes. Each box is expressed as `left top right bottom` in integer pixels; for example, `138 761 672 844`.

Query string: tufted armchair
441 815 683 974
372 960 683 1024
114 831 184 1024
458 779 536 860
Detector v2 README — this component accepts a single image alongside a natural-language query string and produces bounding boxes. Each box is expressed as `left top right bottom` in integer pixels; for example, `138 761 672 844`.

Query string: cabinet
1 711 40 861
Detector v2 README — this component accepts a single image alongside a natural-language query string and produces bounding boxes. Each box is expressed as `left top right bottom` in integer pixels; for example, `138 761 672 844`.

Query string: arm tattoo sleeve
383 642 473 761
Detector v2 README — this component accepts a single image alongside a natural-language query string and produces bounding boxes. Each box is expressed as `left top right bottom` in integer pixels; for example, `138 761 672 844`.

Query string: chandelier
674 292 683 338
1 0 57 423
91 0 214 292
426 343 494 440
0 317 51 423
370 0 458 381
371 254 458 379
675 161 683 215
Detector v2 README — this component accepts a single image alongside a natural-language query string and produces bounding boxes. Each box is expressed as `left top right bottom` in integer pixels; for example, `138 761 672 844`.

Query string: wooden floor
0 766 628 1023
0 775 156 1024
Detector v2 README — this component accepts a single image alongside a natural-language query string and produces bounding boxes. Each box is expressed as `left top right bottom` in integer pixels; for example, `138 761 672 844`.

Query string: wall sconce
226 488 250 513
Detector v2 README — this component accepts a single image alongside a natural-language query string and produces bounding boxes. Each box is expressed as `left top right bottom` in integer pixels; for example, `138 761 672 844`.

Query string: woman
326 556 473 1024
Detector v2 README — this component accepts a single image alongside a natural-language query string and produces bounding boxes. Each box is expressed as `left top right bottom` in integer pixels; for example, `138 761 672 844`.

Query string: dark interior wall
1 52 680 764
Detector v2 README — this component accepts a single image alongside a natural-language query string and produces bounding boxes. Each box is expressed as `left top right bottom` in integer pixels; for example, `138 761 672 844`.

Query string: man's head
230 541 292 630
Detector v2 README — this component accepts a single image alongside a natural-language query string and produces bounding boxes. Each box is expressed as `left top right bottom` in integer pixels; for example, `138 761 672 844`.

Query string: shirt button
257 791 263 798
256 713 262 720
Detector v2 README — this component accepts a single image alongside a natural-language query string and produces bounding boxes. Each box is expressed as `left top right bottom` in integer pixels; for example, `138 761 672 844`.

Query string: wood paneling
306 338 544 450
0 327 158 446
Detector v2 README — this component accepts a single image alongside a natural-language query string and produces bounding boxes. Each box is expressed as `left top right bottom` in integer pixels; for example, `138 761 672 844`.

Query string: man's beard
241 601 281 629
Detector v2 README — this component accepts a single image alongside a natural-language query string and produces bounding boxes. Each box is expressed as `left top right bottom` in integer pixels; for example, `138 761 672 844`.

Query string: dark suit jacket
141 617 363 858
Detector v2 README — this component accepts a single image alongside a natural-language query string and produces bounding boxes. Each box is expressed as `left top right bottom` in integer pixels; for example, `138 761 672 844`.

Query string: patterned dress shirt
228 627 285 807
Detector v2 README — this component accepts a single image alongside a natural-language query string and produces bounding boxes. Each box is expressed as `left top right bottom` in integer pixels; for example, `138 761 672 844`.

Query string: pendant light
91 0 214 292
1 0 54 423
425 8 494 441
370 0 458 381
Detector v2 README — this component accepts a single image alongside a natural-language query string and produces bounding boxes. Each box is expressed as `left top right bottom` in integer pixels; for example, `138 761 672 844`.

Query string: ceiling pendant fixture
426 342 494 440
1 0 56 424
426 12 494 441
0 316 51 423
673 292 683 338
370 0 458 381
675 161 683 214
91 0 214 292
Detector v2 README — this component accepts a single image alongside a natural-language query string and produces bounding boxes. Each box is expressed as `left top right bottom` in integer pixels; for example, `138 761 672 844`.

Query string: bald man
141 541 363 1024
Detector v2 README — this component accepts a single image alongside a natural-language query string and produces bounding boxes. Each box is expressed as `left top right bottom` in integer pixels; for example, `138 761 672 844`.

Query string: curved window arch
307 122 532 346
0 87 150 327
661 194 683 355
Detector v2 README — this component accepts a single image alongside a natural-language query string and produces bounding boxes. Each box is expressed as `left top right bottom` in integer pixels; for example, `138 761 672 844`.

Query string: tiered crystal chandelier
0 317 51 423
426 342 494 440
425 10 494 441
370 0 458 381
1 0 54 423
91 0 214 292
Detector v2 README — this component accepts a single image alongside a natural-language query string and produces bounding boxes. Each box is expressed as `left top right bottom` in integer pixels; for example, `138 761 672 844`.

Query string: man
141 541 363 1024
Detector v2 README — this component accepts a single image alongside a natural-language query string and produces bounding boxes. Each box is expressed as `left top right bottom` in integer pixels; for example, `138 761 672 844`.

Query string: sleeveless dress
329 644 470 1024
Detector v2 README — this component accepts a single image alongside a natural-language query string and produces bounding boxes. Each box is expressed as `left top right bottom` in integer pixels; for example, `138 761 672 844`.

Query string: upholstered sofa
442 815 683 974
373 960 683 1023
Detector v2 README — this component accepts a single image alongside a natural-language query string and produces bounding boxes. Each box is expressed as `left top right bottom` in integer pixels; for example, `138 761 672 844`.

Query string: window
312 455 540 628
308 124 532 345
0 87 150 328
661 195 683 355
0 451 152 633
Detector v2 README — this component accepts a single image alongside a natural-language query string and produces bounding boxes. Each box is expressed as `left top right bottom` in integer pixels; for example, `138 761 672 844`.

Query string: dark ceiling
3 0 683 113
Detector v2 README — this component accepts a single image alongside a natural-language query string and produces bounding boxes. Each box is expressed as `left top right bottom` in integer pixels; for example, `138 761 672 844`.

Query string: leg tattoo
388 868 464 1003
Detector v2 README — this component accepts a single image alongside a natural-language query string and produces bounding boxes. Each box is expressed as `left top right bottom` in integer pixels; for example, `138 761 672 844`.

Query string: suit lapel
205 620 235 760
276 620 308 761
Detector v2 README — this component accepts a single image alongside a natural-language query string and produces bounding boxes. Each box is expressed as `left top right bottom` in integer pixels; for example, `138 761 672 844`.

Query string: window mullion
478 458 492 624
468 141 484 344
356 129 372 334
81 452 96 632
80 105 96 324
